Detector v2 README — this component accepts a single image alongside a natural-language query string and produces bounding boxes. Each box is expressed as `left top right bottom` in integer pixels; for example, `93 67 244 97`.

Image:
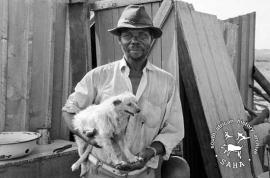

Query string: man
62 5 184 178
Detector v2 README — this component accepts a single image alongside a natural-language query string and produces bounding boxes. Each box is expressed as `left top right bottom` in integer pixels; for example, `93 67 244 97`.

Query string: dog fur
71 92 142 175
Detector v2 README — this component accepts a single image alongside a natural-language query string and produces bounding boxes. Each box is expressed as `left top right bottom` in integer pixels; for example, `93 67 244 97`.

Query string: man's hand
115 147 155 171
116 141 165 171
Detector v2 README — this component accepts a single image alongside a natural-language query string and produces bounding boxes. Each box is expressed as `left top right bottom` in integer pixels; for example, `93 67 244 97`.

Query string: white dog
71 92 142 175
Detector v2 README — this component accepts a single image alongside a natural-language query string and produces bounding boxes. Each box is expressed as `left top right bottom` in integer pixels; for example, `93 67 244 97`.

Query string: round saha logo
210 120 259 169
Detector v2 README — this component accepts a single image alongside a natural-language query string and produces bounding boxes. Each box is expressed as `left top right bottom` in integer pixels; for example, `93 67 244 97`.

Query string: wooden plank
61 6 72 140
161 8 178 80
221 21 239 76
201 12 251 177
212 13 262 176
0 0 8 131
0 154 79 178
62 2 92 139
112 7 122 60
175 6 221 177
180 8 233 177
85 10 93 71
0 140 79 178
89 0 162 11
225 12 256 110
68 3 90 89
95 9 115 65
6 0 33 131
144 3 153 62
153 0 172 33
175 2 261 177
247 13 255 109
24 0 34 131
150 2 162 66
51 0 67 140
149 0 172 66
239 15 249 108
227 17 242 87
94 8 102 66
29 0 55 131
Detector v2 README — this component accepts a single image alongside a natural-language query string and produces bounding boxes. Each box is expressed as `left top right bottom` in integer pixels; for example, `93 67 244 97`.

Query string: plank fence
0 0 70 140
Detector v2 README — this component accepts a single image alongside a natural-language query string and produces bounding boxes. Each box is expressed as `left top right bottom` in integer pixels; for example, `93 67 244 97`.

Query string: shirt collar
119 57 155 72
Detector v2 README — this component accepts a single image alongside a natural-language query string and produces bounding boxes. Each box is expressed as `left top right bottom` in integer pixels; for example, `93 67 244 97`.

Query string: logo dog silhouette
221 144 243 159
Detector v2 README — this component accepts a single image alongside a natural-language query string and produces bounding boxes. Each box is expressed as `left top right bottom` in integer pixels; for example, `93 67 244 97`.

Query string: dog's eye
127 103 132 106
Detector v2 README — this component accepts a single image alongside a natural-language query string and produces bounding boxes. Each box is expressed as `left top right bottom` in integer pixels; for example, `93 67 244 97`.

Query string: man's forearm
62 111 102 148
62 111 76 132
142 141 166 162
150 141 165 156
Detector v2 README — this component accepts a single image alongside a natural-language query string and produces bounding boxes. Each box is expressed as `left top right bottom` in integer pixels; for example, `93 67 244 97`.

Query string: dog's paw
80 163 90 177
71 163 79 171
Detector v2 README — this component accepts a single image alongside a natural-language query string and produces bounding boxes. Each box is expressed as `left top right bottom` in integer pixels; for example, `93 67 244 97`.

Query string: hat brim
108 25 162 39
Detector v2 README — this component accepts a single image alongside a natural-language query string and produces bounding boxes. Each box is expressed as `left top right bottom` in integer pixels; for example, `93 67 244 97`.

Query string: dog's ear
113 99 122 106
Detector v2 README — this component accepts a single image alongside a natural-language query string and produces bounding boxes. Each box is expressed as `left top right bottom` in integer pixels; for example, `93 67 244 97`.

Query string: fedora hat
108 5 162 38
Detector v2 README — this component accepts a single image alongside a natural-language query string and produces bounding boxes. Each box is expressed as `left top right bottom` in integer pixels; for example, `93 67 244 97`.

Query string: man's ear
113 99 122 106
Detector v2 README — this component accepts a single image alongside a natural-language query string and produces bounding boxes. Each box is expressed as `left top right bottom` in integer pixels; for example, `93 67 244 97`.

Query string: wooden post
50 0 68 140
29 0 55 131
63 2 92 139
61 6 71 140
68 2 92 90
0 0 8 131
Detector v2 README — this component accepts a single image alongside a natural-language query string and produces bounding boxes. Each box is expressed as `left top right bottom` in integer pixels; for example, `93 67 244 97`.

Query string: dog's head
112 92 140 116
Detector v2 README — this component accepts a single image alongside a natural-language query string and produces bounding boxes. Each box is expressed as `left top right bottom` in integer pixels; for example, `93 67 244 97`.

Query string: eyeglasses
120 30 151 41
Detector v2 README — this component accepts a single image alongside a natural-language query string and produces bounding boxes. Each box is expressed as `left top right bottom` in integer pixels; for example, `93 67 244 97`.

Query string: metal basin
0 132 41 160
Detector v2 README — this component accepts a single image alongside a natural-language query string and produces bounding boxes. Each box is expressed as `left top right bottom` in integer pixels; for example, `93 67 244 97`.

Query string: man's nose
130 36 140 43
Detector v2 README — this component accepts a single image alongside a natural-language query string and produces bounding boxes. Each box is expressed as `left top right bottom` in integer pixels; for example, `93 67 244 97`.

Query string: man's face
118 29 152 62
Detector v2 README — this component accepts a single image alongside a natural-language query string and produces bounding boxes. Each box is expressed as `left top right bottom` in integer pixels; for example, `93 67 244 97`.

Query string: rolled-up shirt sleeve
153 79 184 160
62 71 96 113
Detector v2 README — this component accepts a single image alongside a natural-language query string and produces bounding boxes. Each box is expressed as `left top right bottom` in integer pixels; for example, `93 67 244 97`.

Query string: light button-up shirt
62 58 184 168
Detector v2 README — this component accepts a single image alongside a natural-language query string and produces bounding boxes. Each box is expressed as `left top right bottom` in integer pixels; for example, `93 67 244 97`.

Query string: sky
184 0 270 49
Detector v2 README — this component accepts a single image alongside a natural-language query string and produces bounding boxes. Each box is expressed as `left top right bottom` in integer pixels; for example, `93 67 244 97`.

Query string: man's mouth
124 110 134 116
129 46 142 51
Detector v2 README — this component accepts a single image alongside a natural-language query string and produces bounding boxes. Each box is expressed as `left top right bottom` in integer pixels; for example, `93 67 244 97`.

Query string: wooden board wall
0 0 57 132
175 2 261 177
0 0 70 140
224 13 256 110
